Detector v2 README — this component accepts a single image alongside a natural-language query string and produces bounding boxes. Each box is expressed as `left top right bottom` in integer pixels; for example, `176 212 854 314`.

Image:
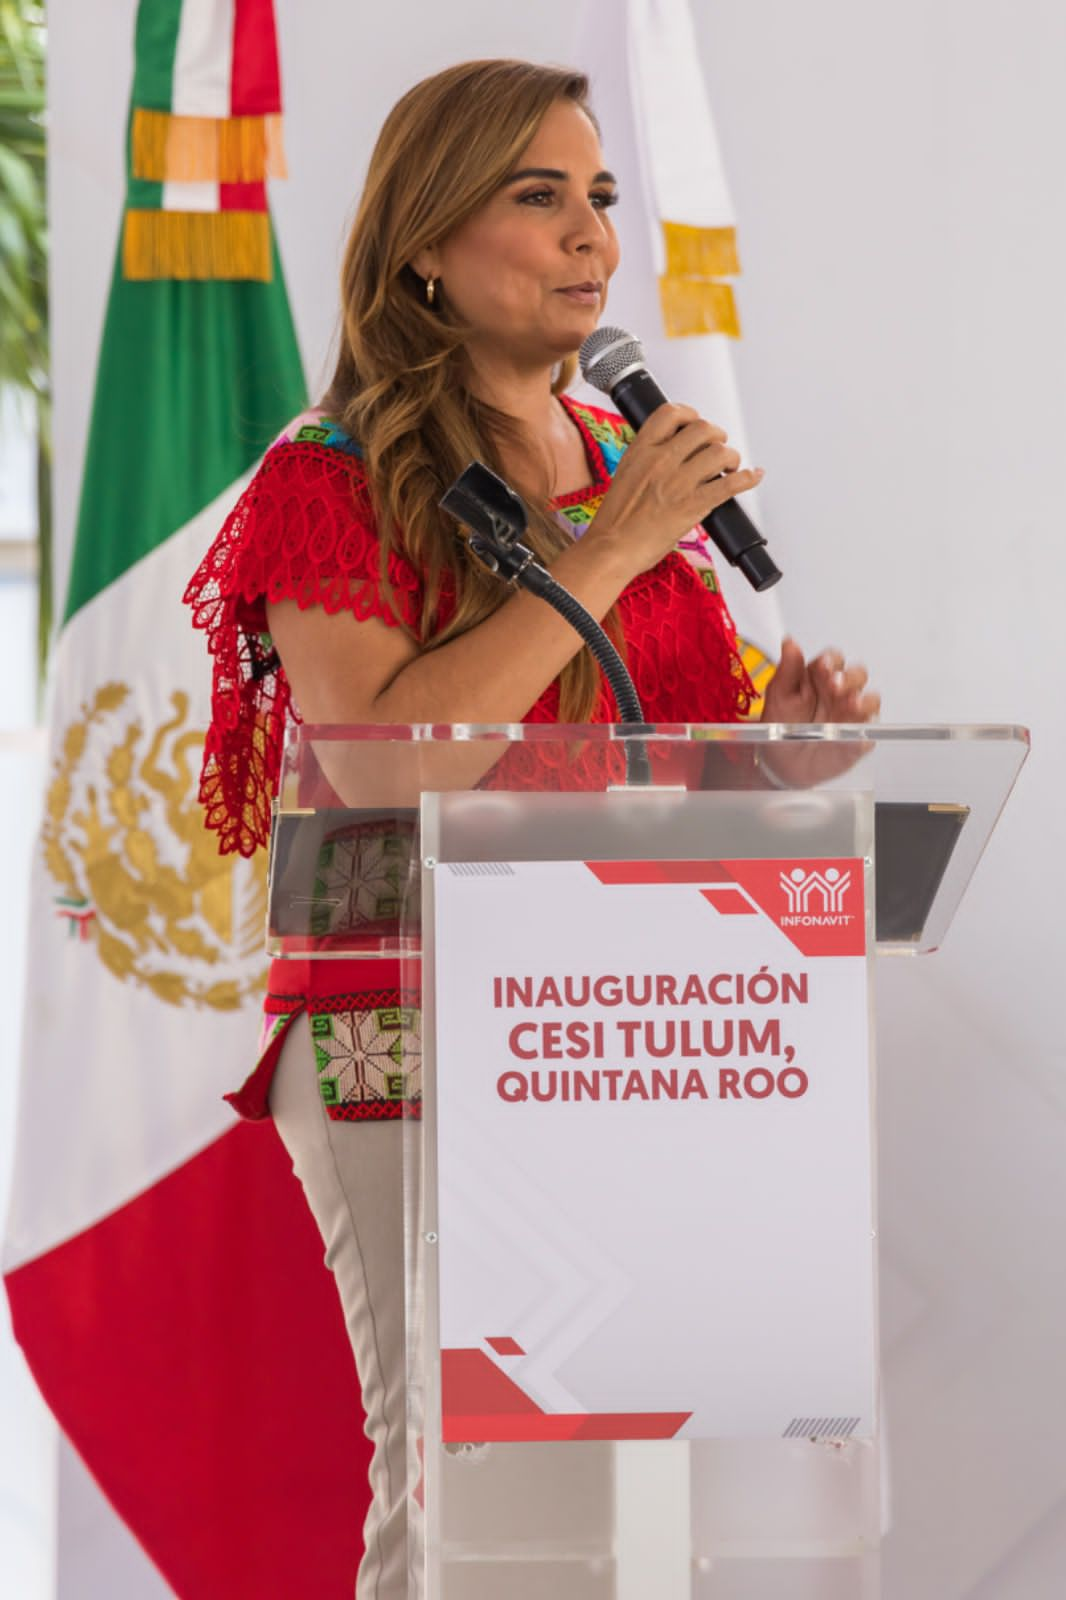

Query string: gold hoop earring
425 276 436 306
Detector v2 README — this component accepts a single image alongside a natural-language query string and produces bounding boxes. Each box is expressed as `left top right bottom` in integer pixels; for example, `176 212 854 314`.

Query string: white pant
269 1020 408 1599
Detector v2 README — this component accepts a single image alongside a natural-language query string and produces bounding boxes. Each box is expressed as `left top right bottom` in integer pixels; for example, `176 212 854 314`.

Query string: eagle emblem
42 683 267 1009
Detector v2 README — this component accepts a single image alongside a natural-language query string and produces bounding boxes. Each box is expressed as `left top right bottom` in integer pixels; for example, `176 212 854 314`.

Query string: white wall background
21 1 1066 1595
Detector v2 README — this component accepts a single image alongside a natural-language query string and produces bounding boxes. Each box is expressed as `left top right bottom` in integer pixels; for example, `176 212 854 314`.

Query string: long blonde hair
322 59 617 722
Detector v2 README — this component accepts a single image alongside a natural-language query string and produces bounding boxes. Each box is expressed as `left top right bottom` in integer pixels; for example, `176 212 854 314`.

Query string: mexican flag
3 4 373 1594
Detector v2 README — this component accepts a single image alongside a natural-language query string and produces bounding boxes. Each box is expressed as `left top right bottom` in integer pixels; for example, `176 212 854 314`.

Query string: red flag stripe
6 1123 371 1599
231 0 282 115
220 180 269 211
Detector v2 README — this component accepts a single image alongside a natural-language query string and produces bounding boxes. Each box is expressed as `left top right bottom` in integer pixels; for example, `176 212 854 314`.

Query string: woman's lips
557 284 602 305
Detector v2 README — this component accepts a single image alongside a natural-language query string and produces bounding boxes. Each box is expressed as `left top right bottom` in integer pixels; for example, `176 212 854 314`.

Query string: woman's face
428 98 621 372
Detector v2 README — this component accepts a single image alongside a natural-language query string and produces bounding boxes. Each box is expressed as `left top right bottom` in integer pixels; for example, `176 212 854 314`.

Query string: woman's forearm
370 529 637 724
275 529 644 805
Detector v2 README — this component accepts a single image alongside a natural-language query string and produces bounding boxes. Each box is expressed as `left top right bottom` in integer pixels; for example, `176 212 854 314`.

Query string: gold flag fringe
658 276 740 339
662 222 740 279
131 108 287 183
123 210 272 281
658 223 742 339
737 637 776 720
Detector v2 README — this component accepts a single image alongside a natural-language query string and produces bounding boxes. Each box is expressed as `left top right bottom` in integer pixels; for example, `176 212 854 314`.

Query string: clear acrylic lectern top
267 721 1028 960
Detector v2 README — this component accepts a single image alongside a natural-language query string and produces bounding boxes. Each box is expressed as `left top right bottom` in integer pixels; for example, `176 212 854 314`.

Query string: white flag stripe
170 0 235 119
574 0 783 657
161 179 221 213
3 475 257 1272
628 0 737 230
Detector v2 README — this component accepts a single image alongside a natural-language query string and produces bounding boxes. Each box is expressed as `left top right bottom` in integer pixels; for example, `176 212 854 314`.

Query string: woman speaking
186 57 878 1598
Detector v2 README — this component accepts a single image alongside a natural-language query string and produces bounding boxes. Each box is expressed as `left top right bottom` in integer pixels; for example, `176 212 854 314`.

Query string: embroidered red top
185 397 754 1121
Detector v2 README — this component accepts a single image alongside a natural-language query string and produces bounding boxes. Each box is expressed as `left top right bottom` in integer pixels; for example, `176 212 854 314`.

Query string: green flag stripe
64 224 306 624
131 0 183 112
126 173 165 210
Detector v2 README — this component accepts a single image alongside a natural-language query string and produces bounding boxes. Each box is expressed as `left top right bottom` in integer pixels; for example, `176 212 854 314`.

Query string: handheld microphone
579 326 782 592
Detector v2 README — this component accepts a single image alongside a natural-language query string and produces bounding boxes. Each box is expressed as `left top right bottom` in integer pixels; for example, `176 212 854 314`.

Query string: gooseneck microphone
579 326 782 592
440 460 652 784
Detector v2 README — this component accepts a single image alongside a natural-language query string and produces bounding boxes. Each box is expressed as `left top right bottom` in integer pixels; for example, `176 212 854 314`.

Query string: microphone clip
439 461 543 582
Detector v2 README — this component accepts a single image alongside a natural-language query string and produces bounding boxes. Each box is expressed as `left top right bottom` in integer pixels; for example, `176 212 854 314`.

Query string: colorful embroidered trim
262 987 422 1121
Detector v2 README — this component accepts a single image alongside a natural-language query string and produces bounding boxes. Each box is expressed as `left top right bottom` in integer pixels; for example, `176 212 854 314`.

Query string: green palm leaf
0 0 48 677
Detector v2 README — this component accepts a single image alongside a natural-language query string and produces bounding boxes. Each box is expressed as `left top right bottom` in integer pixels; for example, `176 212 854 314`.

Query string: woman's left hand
761 636 881 724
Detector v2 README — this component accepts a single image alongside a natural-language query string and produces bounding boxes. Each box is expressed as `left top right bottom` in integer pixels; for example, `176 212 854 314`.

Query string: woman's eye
516 187 619 210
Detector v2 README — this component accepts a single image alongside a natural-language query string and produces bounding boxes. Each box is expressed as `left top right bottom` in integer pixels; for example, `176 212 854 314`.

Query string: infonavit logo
714 857 865 956
779 866 854 925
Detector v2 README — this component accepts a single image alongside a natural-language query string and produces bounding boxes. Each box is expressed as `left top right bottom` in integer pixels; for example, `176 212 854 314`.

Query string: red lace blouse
184 397 752 857
185 398 754 1121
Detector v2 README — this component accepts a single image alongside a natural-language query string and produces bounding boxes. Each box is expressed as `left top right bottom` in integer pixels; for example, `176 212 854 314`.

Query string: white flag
573 0 783 698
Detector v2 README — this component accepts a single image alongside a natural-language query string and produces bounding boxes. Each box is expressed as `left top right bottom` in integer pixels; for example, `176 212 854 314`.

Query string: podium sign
432 852 877 1444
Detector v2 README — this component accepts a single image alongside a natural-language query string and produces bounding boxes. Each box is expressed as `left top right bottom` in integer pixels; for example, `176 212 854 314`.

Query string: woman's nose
564 200 607 251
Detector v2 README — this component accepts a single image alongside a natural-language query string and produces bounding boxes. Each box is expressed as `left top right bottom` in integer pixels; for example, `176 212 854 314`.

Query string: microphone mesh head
579 325 645 394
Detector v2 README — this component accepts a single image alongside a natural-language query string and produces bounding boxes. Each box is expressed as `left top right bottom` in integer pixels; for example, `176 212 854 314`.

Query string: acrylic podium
267 721 1027 1600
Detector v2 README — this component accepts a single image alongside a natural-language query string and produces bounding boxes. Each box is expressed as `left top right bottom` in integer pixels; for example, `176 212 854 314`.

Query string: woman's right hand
586 404 764 575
